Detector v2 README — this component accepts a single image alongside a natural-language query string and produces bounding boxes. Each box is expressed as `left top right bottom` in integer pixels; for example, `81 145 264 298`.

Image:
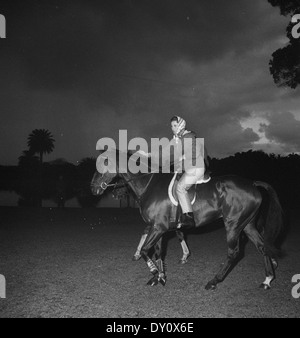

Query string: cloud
207 121 260 158
0 0 296 164
260 111 300 152
1 0 289 92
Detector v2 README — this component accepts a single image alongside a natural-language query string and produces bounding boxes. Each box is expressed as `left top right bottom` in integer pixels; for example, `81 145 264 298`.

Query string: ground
0 206 299 318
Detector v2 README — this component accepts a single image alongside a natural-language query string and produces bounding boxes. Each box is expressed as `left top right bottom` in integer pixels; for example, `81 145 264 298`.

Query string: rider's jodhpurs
176 167 205 214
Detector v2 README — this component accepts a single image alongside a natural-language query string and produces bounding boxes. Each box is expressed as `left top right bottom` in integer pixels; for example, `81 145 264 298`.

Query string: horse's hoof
179 254 190 264
179 259 188 265
132 255 141 261
159 277 166 286
147 276 159 286
260 283 271 290
205 282 217 291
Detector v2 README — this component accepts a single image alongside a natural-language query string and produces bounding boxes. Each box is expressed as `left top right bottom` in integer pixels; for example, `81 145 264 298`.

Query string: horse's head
90 149 147 196
90 153 118 196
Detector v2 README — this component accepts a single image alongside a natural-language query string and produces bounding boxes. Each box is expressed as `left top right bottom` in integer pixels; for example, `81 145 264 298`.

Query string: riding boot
177 212 195 229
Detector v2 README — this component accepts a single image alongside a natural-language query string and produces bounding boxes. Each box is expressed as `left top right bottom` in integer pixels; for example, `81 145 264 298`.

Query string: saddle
168 171 211 224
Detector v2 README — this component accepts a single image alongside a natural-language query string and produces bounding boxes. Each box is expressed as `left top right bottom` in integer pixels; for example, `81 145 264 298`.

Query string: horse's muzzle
91 181 108 196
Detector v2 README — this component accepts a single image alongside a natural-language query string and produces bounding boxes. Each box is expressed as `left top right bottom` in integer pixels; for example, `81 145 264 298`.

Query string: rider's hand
137 150 150 158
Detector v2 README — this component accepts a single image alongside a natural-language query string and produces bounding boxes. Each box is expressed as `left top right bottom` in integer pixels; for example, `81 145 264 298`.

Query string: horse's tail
254 181 284 258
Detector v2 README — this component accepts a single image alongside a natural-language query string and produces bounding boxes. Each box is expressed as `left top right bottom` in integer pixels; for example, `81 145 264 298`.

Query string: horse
90 150 284 290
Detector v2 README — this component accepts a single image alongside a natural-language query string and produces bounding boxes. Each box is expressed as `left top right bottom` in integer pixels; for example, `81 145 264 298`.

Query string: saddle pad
196 176 211 184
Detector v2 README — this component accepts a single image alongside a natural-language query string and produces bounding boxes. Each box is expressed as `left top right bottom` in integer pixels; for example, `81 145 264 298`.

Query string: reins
101 171 159 191
102 170 179 206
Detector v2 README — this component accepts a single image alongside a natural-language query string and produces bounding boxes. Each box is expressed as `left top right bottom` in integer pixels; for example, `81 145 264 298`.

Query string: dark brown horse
91 151 284 290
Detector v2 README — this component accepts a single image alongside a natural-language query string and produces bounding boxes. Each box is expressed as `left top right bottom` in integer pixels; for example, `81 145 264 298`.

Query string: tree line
0 156 102 208
0 151 299 208
209 150 300 208
0 129 299 208
0 129 103 208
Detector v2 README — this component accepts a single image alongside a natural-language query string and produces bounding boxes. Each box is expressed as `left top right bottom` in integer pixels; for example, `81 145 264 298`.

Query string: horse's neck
121 172 153 200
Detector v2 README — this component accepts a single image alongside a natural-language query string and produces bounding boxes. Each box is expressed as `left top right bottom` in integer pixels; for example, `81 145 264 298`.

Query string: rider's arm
149 138 177 169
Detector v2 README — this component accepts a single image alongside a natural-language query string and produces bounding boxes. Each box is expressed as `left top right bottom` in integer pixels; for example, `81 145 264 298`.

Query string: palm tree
27 129 55 206
27 129 55 164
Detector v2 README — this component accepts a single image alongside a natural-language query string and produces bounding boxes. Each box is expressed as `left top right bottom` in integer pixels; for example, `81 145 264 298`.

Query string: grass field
0 206 299 318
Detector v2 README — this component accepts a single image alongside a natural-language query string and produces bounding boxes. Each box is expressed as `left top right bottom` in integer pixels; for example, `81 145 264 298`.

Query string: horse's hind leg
205 228 241 290
176 230 190 264
153 237 166 285
132 225 151 261
243 223 276 290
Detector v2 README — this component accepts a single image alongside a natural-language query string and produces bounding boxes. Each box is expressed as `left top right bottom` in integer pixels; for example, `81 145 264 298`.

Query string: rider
170 116 206 228
139 115 208 228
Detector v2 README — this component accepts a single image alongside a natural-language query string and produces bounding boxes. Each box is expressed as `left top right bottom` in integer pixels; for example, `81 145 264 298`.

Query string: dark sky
0 0 299 165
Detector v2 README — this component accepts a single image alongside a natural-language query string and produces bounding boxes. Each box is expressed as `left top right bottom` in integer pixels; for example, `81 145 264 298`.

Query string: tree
18 150 39 170
16 150 40 206
44 159 77 208
268 0 300 16
27 129 55 164
76 157 102 208
112 184 132 208
268 0 300 88
77 157 97 181
27 129 55 206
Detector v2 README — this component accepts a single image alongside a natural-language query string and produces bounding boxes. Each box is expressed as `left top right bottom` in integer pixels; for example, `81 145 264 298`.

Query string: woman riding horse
139 115 208 228
91 121 284 290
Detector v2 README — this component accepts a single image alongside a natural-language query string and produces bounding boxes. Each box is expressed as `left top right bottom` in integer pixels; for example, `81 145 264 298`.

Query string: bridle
100 181 110 190
100 171 157 192
97 171 156 206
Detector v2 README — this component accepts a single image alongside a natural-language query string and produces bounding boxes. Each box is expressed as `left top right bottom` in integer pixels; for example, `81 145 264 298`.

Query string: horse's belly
193 200 221 227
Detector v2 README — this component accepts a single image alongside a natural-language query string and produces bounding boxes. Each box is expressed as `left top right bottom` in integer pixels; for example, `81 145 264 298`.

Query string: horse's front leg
140 224 166 286
176 230 190 264
132 224 151 261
